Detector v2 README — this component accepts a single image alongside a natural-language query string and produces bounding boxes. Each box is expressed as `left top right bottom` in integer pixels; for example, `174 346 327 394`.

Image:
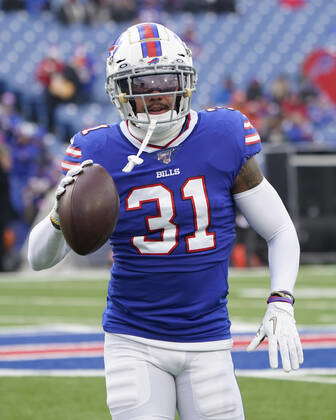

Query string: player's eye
131 74 180 94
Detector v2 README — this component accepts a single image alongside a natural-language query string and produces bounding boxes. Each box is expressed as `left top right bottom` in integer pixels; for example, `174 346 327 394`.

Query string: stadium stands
0 0 335 138
1 0 336 268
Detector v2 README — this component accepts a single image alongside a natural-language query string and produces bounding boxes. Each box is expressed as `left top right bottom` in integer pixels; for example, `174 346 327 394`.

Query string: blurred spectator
0 88 60 269
213 76 236 105
7 122 41 218
307 95 335 128
0 0 237 17
71 45 97 102
56 0 95 25
36 52 84 132
2 119 57 262
270 74 292 103
110 0 137 22
211 0 237 13
282 112 313 143
246 79 263 101
281 92 308 119
229 90 250 116
1 0 25 11
261 112 286 145
163 0 184 13
89 0 113 22
36 53 64 89
0 139 15 271
182 0 236 13
0 92 22 133
210 68 336 146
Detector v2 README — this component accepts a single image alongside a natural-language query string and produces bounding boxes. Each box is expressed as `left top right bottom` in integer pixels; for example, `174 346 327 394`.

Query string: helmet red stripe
146 41 158 57
138 23 162 57
143 23 155 39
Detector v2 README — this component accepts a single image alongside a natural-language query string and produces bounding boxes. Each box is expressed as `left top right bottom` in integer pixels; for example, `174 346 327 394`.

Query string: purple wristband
267 290 295 305
267 296 293 305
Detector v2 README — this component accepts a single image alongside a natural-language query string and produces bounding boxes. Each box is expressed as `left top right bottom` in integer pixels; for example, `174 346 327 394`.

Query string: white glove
246 301 304 372
49 159 93 229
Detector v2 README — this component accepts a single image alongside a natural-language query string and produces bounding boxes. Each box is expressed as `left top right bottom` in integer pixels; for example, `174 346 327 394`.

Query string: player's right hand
49 159 93 229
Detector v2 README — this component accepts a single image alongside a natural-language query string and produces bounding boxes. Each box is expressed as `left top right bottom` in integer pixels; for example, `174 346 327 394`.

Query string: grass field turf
0 265 335 419
1 377 335 420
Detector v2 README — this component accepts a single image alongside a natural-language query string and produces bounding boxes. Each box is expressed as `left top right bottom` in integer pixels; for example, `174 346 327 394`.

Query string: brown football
58 163 119 255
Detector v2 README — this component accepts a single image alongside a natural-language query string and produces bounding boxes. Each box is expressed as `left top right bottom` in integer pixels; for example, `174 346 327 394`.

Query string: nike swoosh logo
269 316 277 334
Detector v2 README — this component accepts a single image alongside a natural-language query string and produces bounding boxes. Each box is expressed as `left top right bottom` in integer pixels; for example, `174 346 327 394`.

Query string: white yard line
0 316 99 324
230 301 336 310
0 269 109 282
0 369 335 383
0 324 102 334
236 369 336 384
230 266 336 277
0 369 105 377
1 265 335 282
0 297 103 307
238 288 336 299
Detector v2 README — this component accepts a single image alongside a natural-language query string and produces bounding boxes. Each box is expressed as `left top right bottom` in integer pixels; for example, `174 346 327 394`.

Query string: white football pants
104 333 244 420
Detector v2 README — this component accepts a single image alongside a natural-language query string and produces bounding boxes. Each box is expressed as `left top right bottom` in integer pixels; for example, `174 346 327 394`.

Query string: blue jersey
62 108 261 342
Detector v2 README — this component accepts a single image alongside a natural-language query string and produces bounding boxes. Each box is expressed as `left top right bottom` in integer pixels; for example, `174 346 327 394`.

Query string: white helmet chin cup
135 110 179 133
106 22 197 125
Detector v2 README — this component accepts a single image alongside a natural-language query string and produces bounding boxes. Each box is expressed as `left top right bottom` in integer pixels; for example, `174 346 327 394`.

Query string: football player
28 23 303 420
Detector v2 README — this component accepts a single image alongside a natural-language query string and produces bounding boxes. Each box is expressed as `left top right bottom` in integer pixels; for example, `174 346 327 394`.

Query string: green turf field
0 265 335 419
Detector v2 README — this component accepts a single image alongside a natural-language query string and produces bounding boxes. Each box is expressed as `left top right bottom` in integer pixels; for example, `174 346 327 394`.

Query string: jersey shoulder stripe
60 124 116 174
242 117 261 145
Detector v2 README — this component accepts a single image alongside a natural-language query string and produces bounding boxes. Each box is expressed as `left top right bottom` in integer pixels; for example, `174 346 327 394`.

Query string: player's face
134 92 175 114
130 73 179 115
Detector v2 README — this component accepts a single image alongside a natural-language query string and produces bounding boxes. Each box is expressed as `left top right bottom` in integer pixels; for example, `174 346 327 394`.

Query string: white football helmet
106 22 197 126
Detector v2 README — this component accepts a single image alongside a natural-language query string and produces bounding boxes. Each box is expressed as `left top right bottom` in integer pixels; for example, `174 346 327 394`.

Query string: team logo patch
157 149 174 164
148 57 160 64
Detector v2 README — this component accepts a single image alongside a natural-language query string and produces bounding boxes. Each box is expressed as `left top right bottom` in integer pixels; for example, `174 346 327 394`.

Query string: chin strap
122 119 157 173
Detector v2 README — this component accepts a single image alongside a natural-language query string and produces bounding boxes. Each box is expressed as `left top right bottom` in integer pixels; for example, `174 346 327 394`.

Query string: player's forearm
28 216 70 271
233 178 300 293
266 221 299 293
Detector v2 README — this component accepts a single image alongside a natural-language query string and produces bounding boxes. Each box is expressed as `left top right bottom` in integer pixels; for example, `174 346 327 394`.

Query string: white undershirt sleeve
27 216 71 271
233 178 300 293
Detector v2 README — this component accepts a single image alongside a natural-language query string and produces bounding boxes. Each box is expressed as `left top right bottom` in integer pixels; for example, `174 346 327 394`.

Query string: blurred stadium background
0 0 336 271
0 1 335 419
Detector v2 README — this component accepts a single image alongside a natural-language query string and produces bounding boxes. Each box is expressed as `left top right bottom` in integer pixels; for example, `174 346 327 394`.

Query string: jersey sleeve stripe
245 133 261 144
61 160 81 171
244 121 254 129
66 146 82 158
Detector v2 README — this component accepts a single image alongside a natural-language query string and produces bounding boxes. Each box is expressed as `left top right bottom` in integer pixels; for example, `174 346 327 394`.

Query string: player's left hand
246 301 304 372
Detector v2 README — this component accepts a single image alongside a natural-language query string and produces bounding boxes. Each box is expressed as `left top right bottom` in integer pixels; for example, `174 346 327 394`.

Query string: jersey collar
119 110 199 153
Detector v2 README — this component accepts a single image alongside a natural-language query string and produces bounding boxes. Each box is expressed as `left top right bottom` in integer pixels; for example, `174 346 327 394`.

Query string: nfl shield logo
157 149 174 164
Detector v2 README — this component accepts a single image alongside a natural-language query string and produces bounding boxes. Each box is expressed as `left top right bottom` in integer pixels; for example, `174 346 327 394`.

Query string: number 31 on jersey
126 176 216 255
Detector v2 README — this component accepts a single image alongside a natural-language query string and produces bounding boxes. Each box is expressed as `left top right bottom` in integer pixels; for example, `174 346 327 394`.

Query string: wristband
267 290 295 305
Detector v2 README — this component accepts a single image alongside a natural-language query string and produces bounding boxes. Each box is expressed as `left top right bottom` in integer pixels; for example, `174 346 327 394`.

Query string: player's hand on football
246 301 304 372
49 159 93 229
